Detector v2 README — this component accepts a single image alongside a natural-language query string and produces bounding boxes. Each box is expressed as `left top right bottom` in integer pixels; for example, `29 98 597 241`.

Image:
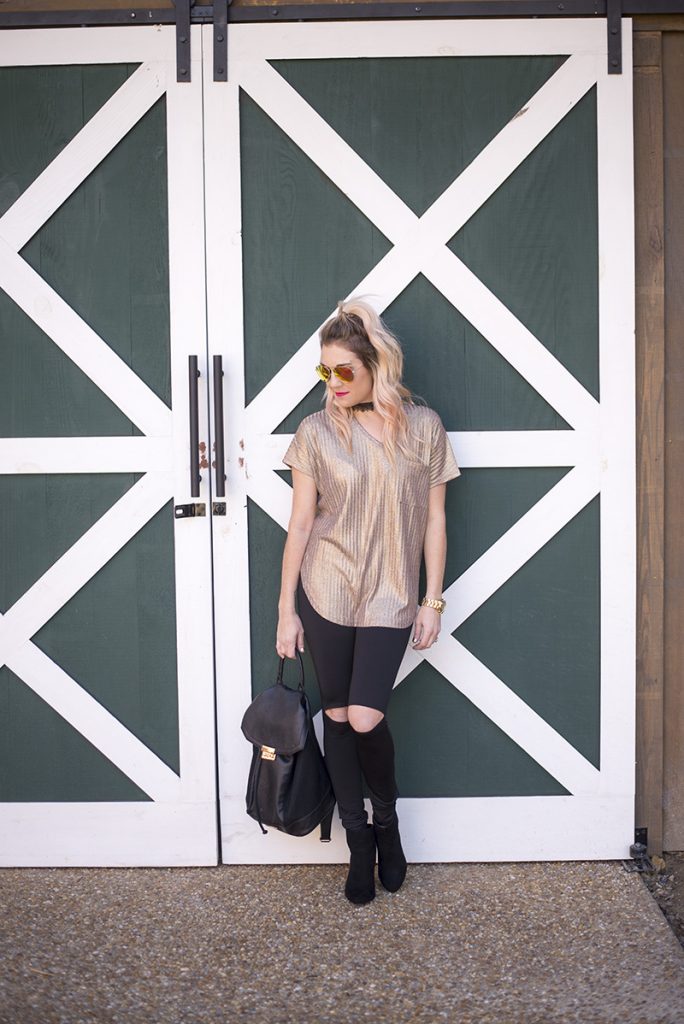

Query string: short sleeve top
282 403 461 627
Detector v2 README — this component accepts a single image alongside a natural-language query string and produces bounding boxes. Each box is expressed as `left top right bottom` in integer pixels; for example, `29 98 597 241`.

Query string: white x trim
0 63 166 253
244 54 600 437
0 28 215 843
237 52 606 795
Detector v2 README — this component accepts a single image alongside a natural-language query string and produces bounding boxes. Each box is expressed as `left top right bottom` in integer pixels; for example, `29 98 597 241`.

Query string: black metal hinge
607 0 623 73
174 0 192 82
174 0 231 82
214 0 229 81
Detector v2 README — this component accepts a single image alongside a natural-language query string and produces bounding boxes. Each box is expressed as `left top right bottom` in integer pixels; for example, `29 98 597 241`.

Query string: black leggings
296 577 413 830
296 578 413 714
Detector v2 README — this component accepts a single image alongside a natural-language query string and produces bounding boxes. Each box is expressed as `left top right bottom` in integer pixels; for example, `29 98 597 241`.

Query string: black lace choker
352 401 374 412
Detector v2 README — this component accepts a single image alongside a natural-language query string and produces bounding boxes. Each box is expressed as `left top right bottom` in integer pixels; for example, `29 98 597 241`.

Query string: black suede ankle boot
344 823 376 904
373 811 407 893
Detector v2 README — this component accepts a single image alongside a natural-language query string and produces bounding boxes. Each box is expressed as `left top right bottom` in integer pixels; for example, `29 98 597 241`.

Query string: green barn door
0 27 218 866
207 20 636 862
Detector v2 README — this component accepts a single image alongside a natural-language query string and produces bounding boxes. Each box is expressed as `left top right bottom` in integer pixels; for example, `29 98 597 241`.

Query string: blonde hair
319 297 425 467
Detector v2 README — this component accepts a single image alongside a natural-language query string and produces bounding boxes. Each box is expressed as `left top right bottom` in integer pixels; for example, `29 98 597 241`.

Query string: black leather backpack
241 649 336 841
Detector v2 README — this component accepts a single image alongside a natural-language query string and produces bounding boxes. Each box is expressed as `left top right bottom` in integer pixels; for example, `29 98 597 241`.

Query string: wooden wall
634 25 666 856
661 25 684 853
633 15 684 854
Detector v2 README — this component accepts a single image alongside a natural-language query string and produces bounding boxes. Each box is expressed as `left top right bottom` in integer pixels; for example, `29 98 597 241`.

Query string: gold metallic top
283 404 461 628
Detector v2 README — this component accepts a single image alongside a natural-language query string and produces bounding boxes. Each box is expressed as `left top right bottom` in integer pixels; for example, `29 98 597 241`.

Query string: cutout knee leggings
296 577 412 829
296 577 413 715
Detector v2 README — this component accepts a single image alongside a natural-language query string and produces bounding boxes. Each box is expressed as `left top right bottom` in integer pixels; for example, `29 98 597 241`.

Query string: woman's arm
412 483 447 651
423 482 447 600
276 468 318 657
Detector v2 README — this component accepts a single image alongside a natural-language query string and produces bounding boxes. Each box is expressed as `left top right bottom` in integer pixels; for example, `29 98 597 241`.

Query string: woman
276 298 460 905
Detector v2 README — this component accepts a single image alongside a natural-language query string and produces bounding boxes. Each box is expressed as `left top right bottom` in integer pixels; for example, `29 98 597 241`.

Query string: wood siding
633 20 684 853
634 30 666 854
662 29 684 851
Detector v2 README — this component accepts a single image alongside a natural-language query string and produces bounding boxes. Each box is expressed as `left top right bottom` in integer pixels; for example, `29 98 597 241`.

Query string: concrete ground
1 861 684 1024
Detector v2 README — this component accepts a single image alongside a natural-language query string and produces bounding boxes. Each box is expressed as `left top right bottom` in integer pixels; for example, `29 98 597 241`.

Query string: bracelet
421 597 446 614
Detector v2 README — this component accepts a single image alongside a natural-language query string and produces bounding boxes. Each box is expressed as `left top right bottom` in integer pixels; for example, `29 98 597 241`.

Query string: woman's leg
322 715 367 830
347 623 412 893
297 578 377 904
351 716 400 825
347 621 412 821
295 579 367 830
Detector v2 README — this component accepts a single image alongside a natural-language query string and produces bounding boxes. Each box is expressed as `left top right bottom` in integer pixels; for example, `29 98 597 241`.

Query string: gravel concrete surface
1 861 683 1024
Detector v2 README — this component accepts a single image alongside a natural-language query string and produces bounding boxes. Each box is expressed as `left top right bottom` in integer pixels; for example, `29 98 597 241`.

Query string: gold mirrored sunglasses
315 363 355 384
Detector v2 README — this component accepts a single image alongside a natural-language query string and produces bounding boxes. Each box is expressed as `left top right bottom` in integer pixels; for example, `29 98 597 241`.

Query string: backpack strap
319 803 334 842
253 753 267 835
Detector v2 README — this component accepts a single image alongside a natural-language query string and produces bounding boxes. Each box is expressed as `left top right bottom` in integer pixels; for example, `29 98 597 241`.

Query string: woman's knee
348 705 384 733
324 706 349 723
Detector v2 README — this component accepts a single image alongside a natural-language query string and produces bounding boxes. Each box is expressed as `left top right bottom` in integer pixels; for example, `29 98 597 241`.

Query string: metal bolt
180 35 187 43
180 68 188 76
218 68 225 75
611 58 619 66
217 33 224 42
272 8 279 14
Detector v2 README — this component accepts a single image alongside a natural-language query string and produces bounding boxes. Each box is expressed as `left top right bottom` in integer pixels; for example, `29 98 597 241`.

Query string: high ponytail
319 297 425 466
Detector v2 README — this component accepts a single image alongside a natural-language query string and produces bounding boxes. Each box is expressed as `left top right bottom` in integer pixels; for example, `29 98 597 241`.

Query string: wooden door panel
207 19 635 862
0 27 217 866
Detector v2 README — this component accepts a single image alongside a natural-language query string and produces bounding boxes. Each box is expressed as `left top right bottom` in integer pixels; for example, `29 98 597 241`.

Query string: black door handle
212 355 226 498
188 355 201 498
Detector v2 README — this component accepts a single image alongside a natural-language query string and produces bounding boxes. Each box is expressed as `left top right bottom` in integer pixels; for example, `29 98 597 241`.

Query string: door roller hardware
0 4 633 78
213 0 230 82
174 0 192 81
213 502 227 516
174 503 206 519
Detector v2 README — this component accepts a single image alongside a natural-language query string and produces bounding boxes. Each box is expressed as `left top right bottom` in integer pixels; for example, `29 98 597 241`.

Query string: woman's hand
276 611 305 659
411 606 441 651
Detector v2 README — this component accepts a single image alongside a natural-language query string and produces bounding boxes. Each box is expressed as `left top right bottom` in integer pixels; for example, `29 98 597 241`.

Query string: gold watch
421 597 446 614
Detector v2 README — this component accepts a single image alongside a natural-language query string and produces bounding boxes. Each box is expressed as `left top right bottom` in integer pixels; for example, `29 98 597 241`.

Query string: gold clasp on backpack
260 745 276 761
